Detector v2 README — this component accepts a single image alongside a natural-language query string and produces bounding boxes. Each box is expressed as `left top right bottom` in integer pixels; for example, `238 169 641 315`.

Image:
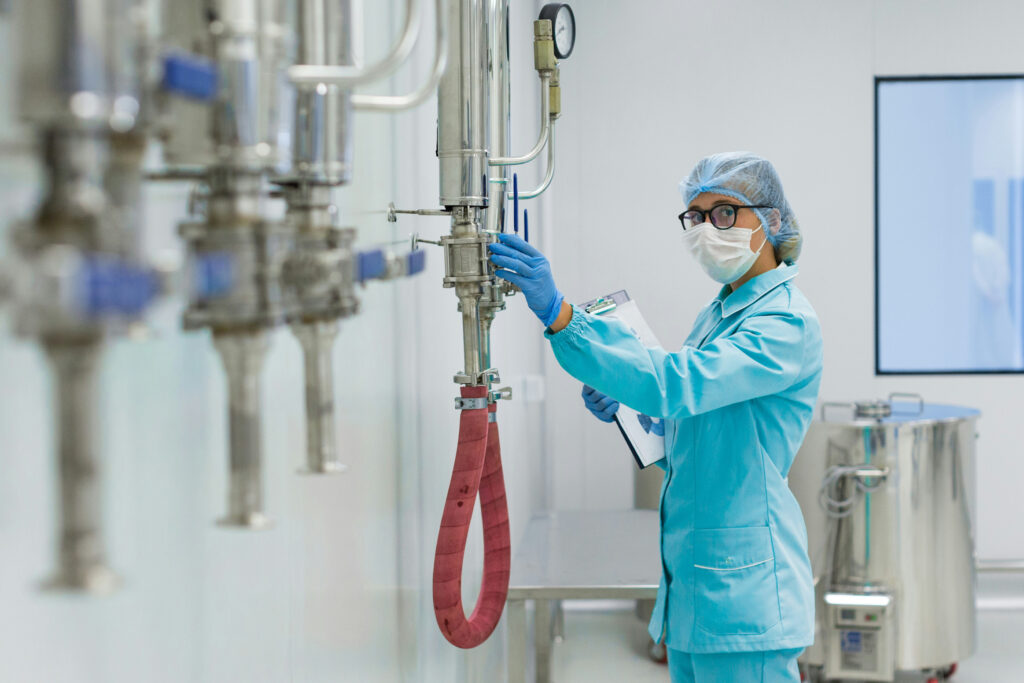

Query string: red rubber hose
432 386 511 648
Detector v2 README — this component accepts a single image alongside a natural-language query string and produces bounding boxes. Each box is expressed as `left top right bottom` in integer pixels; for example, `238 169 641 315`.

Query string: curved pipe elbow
488 74 551 166
510 122 556 200
352 0 448 111
288 0 422 88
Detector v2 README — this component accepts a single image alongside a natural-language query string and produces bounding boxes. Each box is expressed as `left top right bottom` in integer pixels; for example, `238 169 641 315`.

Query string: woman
489 152 822 682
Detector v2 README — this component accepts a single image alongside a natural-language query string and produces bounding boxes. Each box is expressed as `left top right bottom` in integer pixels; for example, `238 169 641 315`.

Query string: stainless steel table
506 510 661 683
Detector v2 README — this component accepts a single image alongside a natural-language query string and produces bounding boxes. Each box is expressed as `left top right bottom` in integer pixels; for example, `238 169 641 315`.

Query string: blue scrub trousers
668 648 802 682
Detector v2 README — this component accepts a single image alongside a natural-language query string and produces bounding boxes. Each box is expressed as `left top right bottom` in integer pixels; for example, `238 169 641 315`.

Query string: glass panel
877 77 1024 372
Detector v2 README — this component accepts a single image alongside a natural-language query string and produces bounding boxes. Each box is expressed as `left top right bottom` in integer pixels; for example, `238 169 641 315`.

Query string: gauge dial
540 4 576 60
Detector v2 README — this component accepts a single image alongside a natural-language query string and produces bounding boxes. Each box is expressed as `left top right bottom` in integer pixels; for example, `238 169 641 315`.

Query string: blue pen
524 208 529 243
513 173 519 234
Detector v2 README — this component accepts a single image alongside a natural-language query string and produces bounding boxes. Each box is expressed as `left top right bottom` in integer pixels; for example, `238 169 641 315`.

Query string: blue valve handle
80 257 160 317
357 249 387 283
357 247 428 283
162 53 219 101
406 249 427 276
194 252 234 299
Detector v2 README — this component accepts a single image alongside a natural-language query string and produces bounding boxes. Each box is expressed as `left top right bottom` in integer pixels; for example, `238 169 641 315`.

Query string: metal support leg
553 600 565 643
535 598 553 683
507 598 527 683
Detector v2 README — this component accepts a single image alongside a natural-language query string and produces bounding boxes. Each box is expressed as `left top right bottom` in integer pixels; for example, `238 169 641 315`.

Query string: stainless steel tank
788 396 978 682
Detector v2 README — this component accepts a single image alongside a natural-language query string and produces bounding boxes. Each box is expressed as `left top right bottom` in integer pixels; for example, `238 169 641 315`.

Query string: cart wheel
647 639 668 664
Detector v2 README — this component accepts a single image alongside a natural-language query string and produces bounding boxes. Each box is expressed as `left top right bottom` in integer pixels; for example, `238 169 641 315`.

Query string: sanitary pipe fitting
179 173 290 332
437 0 489 207
443 207 490 385
549 67 562 120
533 19 556 73
280 186 360 322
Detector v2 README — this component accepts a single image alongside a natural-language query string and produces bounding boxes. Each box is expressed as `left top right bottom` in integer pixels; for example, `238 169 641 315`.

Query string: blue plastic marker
524 208 529 243
513 173 519 234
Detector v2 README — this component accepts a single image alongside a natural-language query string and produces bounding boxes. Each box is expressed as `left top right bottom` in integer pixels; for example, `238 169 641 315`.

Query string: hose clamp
454 397 488 411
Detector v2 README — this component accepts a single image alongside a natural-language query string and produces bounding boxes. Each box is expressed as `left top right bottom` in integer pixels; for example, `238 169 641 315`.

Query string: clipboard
579 290 666 469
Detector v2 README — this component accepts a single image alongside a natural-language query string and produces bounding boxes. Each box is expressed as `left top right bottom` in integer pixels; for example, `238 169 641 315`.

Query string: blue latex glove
582 384 619 423
488 233 564 327
637 414 665 436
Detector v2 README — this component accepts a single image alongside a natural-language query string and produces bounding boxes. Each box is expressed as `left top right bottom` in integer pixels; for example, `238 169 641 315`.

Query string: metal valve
490 386 512 403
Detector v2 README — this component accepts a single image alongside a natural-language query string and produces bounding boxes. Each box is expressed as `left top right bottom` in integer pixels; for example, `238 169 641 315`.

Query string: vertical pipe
460 300 483 381
293 320 346 474
438 0 488 208
214 330 271 528
41 337 120 594
485 0 510 233
283 0 355 474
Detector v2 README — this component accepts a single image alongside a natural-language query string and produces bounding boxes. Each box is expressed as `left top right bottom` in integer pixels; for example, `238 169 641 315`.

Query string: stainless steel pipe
214 330 272 528
352 0 449 111
484 0 510 234
511 121 555 200
288 0 422 87
488 74 549 167
293 320 346 474
40 336 120 594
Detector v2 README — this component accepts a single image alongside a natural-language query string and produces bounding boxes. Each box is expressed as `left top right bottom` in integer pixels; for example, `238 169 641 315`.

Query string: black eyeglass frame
678 204 774 230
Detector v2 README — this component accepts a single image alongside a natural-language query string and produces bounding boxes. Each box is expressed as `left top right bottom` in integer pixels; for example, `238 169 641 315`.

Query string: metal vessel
789 395 978 682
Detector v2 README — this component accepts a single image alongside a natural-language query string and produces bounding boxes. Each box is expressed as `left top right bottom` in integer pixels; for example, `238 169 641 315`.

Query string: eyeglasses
678 204 773 230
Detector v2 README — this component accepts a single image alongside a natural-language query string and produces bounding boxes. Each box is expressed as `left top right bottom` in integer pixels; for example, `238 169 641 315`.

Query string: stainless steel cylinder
161 0 293 170
214 330 272 528
790 402 979 676
18 0 152 130
438 0 488 208
293 319 347 474
40 336 120 594
286 0 355 184
18 0 111 126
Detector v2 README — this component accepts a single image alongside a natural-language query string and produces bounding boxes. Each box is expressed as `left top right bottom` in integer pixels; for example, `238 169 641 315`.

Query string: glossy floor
550 605 1024 682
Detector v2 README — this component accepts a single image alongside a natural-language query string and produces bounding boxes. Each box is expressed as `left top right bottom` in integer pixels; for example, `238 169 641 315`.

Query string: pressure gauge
539 3 576 60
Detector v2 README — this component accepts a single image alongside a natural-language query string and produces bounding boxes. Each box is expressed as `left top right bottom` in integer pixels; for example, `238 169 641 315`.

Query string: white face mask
682 222 768 284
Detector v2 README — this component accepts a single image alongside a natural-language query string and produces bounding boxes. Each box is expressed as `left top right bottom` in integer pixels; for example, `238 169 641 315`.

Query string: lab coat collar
715 262 799 318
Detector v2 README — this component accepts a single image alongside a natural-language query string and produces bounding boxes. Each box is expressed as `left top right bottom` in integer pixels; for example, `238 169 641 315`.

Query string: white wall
0 1 550 681
547 0 1024 561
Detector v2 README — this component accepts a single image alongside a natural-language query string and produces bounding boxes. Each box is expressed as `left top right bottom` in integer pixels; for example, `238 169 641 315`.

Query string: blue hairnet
680 152 802 263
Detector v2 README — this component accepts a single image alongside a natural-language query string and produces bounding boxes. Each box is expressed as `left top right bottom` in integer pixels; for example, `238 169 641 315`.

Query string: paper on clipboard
580 290 665 469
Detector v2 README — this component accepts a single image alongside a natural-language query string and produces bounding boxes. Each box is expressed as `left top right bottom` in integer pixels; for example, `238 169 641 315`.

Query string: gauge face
553 6 575 58
540 3 576 59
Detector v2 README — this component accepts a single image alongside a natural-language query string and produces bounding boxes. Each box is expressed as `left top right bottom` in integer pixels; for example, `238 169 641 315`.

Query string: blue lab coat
545 263 822 653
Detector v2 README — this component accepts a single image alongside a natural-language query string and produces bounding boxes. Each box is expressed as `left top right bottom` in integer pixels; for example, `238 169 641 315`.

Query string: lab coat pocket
693 526 781 636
